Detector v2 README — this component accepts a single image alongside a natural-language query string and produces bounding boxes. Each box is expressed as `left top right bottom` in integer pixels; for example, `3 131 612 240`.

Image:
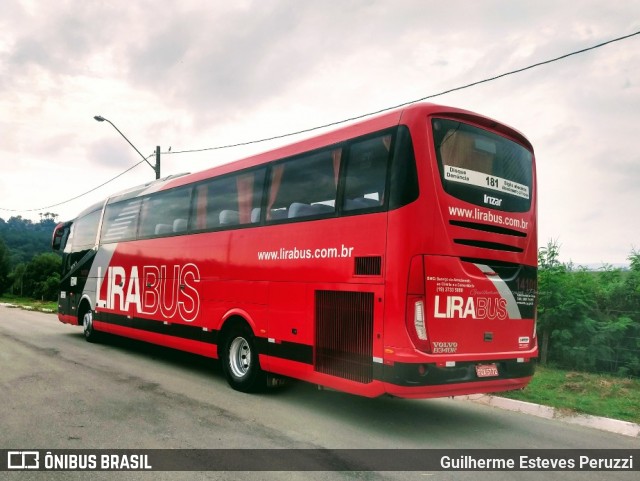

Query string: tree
629 248 640 273
8 263 26 296
0 237 10 295
23 253 61 301
536 239 567 365
537 242 640 376
0 214 59 271
39 212 58 222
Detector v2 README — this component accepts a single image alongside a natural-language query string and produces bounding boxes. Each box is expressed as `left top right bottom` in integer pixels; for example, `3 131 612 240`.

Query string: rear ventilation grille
315 290 374 383
454 239 523 253
450 220 526 238
354 256 382 276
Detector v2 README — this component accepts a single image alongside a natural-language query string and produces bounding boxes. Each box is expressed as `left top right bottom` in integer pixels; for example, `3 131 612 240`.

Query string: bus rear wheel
82 309 100 343
221 324 266 393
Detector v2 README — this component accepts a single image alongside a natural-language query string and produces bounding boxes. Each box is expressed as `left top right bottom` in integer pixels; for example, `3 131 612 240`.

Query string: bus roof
162 102 532 191
74 102 532 217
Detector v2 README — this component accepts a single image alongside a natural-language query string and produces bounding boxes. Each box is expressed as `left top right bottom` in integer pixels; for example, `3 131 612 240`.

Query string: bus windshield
432 118 533 213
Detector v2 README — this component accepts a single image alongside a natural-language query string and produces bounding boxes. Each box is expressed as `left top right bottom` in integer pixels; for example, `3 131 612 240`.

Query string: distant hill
0 216 58 267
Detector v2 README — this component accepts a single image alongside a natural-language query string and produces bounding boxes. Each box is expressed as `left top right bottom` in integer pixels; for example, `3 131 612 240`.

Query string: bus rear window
432 118 532 212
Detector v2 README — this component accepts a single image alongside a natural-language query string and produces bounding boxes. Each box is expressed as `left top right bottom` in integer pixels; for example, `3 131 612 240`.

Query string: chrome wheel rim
83 311 93 336
229 337 251 378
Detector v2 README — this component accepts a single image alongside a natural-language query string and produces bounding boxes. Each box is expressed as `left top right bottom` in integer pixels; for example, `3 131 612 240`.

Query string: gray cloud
1 0 639 262
4 3 114 75
88 138 145 170
124 3 366 120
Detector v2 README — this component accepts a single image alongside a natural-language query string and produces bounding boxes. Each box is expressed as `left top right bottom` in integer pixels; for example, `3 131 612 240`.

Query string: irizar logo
484 194 503 207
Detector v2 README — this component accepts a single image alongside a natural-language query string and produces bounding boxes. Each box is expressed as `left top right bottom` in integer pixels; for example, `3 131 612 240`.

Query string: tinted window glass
70 209 102 252
267 149 340 220
139 187 193 237
389 126 419 210
100 199 141 243
432 118 532 212
342 134 391 211
192 169 265 229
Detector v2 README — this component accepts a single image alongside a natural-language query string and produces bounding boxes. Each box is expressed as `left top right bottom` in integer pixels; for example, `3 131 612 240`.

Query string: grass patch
0 294 57 313
498 365 640 424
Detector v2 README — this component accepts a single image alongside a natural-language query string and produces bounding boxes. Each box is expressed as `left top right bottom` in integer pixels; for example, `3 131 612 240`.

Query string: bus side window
100 199 142 244
191 168 265 230
193 184 217 230
342 134 391 212
388 125 419 210
138 187 192 238
71 209 101 251
236 169 265 224
64 209 100 272
267 149 340 221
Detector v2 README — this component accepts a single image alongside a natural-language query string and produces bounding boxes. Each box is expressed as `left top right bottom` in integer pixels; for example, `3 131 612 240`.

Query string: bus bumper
380 358 535 399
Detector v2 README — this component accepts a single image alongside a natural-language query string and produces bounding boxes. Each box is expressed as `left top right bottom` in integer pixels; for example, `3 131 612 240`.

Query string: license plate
475 363 499 378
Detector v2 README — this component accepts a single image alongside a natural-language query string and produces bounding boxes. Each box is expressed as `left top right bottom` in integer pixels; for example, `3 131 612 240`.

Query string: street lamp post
93 115 161 179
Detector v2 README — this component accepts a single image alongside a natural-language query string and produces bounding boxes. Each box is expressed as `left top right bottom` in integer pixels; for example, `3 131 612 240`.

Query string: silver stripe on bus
474 263 522 319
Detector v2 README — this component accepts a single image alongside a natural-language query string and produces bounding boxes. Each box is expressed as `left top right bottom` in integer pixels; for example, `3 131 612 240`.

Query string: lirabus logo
96 263 201 322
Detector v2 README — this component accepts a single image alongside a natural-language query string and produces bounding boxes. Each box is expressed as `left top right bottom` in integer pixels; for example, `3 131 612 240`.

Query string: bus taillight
406 295 430 352
406 256 430 352
414 299 427 340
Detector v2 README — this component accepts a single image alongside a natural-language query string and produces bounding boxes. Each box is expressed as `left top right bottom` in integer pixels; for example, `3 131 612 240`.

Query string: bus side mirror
51 222 71 251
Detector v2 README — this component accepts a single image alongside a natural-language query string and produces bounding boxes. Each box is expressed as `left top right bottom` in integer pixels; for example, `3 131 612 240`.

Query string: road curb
455 394 640 438
0 302 54 313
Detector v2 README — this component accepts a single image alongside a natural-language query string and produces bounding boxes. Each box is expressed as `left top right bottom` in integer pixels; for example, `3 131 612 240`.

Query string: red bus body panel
57 103 537 398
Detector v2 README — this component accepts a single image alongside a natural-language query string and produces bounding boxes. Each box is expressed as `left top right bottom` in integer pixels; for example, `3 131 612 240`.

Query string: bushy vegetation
0 215 61 301
537 241 640 377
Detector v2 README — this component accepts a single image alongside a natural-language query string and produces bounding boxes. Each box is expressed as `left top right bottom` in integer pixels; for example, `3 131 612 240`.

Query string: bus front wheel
221 324 266 393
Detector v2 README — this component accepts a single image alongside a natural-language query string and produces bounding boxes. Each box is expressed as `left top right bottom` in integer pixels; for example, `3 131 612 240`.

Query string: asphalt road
0 305 637 481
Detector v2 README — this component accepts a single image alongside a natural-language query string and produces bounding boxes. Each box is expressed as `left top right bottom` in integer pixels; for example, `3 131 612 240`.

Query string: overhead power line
0 159 149 213
167 30 640 155
2 29 638 215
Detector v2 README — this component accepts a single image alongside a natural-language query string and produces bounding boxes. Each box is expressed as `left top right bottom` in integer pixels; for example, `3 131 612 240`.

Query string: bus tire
82 309 100 343
221 323 266 393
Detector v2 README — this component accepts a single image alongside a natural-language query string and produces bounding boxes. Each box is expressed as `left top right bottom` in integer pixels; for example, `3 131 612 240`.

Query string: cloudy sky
1 0 639 265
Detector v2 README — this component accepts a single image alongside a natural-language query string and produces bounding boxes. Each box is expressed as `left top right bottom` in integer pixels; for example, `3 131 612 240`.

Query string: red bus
52 102 537 398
